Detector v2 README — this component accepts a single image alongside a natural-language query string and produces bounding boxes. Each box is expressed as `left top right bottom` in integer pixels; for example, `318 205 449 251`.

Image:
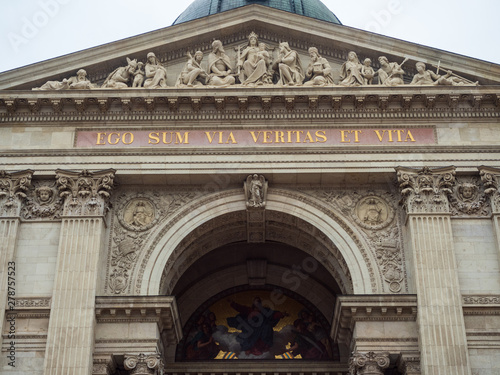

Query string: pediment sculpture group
34 32 477 91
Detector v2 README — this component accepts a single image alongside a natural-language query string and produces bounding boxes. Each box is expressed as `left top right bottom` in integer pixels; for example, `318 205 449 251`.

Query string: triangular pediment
1 4 499 90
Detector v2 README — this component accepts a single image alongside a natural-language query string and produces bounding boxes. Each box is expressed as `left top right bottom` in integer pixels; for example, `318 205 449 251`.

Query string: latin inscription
76 128 434 147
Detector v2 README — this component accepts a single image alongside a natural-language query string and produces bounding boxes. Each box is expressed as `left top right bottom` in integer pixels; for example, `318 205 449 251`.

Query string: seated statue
101 58 138 89
176 51 207 87
303 47 334 86
144 52 168 88
207 40 235 87
273 42 304 86
377 56 405 86
34 69 95 90
238 32 272 86
411 62 478 86
339 51 364 86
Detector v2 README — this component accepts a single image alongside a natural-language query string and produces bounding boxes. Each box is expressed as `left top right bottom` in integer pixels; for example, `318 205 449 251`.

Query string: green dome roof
173 0 342 25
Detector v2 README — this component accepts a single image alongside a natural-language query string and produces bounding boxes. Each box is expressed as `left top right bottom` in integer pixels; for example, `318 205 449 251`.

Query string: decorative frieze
56 169 116 217
0 170 33 217
449 176 490 217
396 166 456 214
21 180 64 221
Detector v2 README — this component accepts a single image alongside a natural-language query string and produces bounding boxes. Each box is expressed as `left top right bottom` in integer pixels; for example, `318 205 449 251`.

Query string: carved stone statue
207 40 236 87
245 174 267 208
411 62 478 86
377 56 405 86
143 52 168 88
101 58 138 89
339 51 364 86
33 69 95 90
176 51 207 87
273 42 304 86
361 58 375 85
238 32 272 86
132 62 145 88
303 47 334 86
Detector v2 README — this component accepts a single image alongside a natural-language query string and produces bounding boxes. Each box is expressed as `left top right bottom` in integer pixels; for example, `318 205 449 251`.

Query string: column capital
397 352 421 375
349 351 390 375
479 166 500 213
124 353 163 375
396 166 456 214
56 169 116 217
92 355 116 375
0 170 34 217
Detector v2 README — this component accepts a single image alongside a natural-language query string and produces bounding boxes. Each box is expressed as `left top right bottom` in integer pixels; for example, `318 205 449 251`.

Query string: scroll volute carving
479 166 500 213
124 353 163 375
349 351 390 375
396 166 456 214
0 170 33 217
56 169 116 216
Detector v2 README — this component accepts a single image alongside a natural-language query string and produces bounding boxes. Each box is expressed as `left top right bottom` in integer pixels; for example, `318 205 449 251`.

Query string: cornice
0 87 499 122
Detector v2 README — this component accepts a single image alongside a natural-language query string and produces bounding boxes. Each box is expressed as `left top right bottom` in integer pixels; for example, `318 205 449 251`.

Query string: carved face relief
122 198 156 231
36 186 54 205
354 196 393 229
458 182 477 201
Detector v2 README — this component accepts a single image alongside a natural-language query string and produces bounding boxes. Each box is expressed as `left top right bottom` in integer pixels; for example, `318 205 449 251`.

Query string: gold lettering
149 132 160 144
263 131 273 143
250 131 262 143
108 132 120 145
205 132 216 144
374 130 386 142
176 132 189 144
387 130 394 142
293 131 303 143
303 131 315 143
353 130 362 143
396 129 405 142
122 132 134 145
162 132 173 144
340 130 350 143
405 130 416 142
287 131 293 143
226 132 237 144
96 132 106 145
315 130 327 143
276 131 285 143
218 132 224 144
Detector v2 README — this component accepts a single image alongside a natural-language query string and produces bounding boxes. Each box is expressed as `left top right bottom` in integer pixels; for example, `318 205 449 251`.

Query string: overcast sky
1 0 499 73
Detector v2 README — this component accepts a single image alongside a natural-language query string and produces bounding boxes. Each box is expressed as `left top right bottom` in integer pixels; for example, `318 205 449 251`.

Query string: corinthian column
349 351 390 375
0 170 33 340
43 169 115 375
479 166 500 266
396 166 471 375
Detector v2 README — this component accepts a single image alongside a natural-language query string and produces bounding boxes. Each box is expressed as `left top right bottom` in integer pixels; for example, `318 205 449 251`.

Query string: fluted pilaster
43 169 115 375
397 166 471 375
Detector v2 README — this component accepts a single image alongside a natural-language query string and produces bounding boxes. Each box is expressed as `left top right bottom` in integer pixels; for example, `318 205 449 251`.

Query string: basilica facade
1 1 500 374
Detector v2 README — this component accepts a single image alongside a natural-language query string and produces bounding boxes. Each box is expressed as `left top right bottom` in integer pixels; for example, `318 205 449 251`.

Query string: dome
173 0 342 25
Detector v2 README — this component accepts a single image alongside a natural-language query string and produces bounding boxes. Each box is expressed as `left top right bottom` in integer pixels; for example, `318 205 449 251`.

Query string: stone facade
1 3 500 375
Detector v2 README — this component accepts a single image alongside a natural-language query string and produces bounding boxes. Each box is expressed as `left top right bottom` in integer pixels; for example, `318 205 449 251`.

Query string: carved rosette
0 170 33 217
479 166 500 213
449 176 490 217
21 180 64 221
349 351 390 375
124 353 163 375
396 166 456 214
56 169 116 217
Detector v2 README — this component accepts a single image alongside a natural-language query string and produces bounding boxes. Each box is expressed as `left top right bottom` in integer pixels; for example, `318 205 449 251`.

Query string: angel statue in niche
244 174 267 208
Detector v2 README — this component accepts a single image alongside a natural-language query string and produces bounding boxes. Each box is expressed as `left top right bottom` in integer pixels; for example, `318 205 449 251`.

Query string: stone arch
133 188 381 296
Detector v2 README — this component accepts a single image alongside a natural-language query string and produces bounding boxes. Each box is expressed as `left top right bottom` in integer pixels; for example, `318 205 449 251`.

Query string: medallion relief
354 195 394 230
120 198 158 231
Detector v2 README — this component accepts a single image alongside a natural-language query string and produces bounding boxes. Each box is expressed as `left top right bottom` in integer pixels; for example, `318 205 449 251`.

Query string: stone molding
56 168 116 217
396 166 456 214
331 295 418 347
95 296 182 347
1 89 499 122
0 169 33 217
463 294 500 305
14 297 51 309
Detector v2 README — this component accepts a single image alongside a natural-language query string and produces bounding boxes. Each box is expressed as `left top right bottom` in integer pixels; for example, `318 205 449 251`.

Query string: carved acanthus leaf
56 169 116 216
396 166 456 214
479 166 500 213
0 170 34 216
